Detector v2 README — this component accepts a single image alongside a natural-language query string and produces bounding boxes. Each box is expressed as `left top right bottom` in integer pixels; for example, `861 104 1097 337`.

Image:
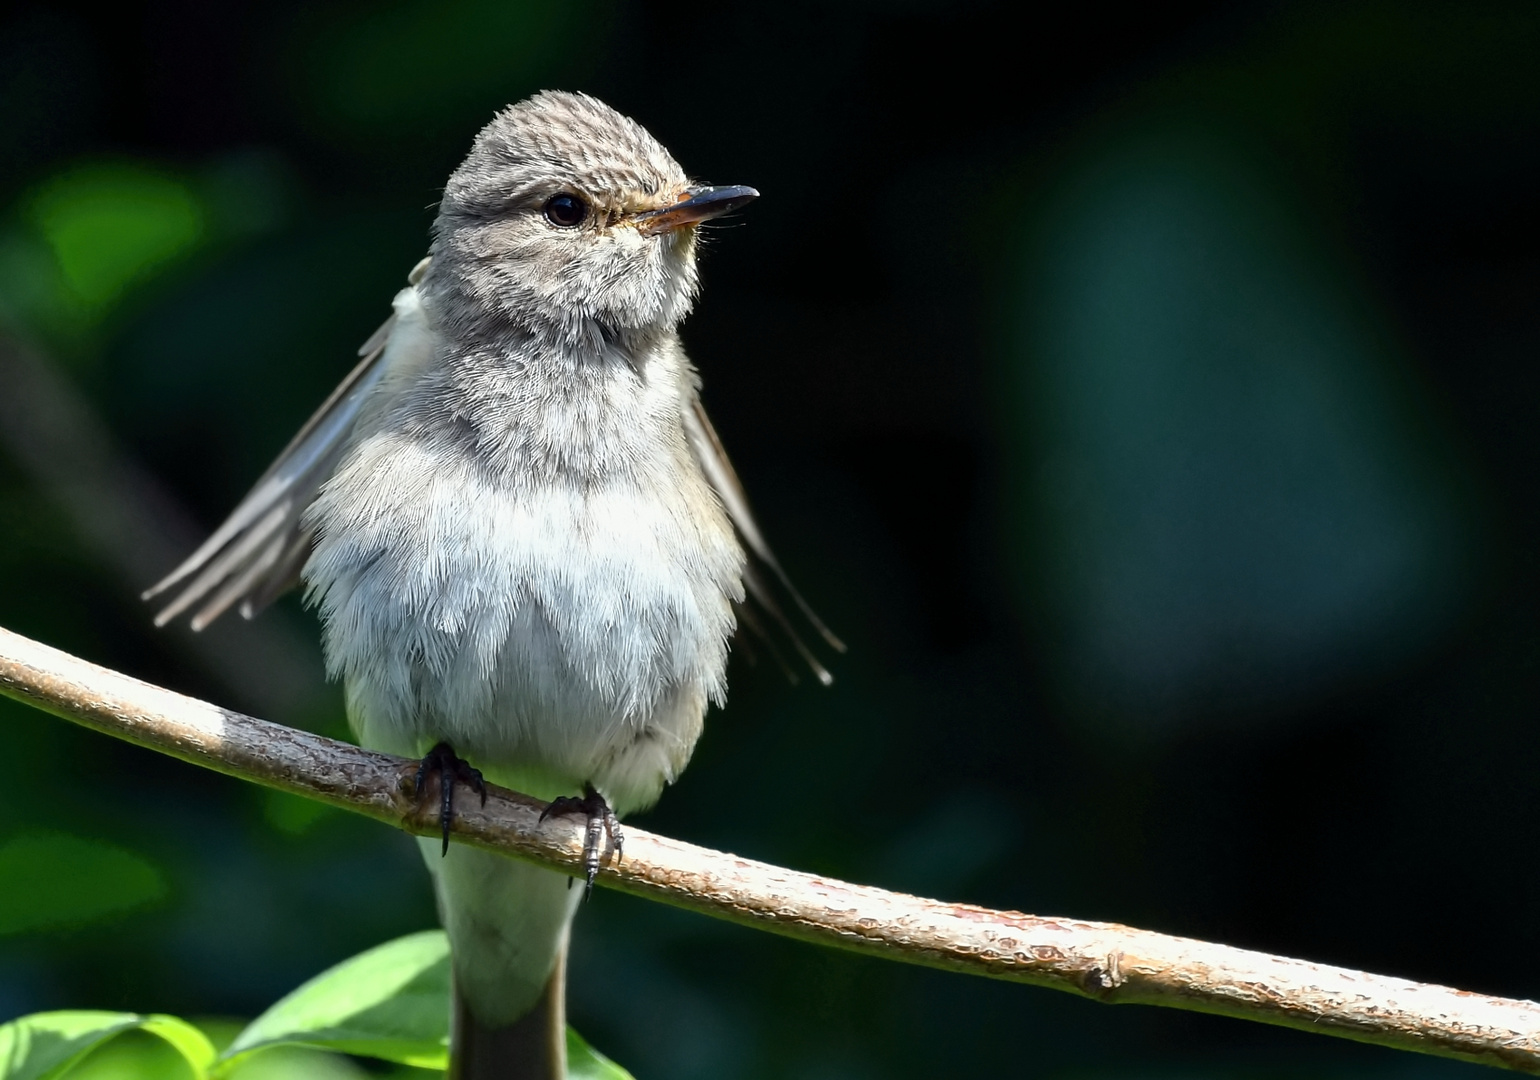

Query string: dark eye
543 193 588 227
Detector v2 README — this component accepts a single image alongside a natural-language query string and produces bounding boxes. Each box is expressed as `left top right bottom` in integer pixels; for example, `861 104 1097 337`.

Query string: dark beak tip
637 183 760 233
691 185 759 212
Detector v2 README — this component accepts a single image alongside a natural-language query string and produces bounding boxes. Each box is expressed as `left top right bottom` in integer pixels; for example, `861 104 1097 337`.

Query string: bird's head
425 91 756 347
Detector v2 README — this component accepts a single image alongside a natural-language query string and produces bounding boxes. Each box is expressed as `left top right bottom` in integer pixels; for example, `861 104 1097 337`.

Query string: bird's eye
543 193 588 228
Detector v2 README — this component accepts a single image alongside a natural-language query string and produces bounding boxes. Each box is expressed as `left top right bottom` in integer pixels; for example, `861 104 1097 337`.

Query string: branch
2 624 1537 1072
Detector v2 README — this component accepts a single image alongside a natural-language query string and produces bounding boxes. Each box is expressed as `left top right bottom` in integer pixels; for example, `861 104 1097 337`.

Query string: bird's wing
683 398 845 684
144 259 434 630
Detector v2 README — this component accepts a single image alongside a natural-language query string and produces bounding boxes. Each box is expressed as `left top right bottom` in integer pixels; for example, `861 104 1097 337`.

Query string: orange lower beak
635 185 759 235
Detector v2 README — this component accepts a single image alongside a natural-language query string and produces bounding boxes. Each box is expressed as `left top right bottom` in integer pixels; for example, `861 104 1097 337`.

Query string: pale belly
304 461 742 814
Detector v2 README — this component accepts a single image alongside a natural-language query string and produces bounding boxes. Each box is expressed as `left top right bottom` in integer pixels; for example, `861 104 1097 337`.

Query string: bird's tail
423 838 585 1080
450 958 566 1080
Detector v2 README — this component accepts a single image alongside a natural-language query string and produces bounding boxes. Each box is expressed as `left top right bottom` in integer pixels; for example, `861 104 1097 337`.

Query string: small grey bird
145 91 837 1079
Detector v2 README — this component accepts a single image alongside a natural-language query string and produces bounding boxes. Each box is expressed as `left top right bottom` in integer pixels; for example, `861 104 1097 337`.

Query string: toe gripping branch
414 742 487 856
540 784 623 899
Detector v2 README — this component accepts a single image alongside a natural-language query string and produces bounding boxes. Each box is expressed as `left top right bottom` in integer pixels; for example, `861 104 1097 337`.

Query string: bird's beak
634 185 759 235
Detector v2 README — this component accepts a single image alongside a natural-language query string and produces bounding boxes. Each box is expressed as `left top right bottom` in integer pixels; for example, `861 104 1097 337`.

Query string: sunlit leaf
0 1011 214 1080
53 1028 193 1079
0 1011 140 1080
139 1017 217 1074
218 930 451 1072
217 929 633 1077
213 1045 372 1078
566 1027 634 1080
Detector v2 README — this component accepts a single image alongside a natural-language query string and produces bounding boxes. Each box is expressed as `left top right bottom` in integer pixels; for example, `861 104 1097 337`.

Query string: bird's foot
540 784 621 899
413 741 486 856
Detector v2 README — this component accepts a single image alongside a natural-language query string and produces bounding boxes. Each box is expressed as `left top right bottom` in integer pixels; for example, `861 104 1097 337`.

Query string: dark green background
1 1 1538 1077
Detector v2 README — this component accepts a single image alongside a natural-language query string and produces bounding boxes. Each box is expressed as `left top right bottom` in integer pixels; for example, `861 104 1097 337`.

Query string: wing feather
684 399 844 683
145 276 431 628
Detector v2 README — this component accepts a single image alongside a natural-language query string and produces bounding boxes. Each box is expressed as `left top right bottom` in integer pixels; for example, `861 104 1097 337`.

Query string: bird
143 91 839 1079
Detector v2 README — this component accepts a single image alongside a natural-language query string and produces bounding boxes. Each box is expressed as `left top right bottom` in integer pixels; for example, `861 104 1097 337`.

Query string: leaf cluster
0 932 630 1079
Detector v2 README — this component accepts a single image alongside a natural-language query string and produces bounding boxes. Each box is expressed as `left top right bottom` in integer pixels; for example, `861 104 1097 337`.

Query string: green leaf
139 1017 217 1074
213 1045 375 1078
566 1028 634 1080
218 929 633 1077
218 930 451 1072
0 1011 140 1080
0 1010 214 1080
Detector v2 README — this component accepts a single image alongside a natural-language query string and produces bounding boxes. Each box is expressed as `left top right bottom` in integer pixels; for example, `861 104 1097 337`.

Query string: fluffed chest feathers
301 362 745 808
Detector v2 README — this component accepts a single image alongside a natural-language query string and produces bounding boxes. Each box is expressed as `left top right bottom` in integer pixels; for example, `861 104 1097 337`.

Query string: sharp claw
440 763 453 856
584 808 603 895
541 784 622 895
411 742 481 857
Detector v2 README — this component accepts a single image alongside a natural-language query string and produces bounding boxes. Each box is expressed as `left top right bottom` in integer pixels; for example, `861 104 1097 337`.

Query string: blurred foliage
0 833 164 936
1 0 1539 1077
286 0 601 138
1010 125 1476 727
31 166 202 317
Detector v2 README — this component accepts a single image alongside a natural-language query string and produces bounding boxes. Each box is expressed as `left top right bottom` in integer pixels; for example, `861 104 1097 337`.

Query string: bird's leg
539 784 621 899
413 741 487 856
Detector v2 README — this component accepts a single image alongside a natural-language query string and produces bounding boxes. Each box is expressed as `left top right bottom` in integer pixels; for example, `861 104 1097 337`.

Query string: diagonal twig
1 622 1537 1072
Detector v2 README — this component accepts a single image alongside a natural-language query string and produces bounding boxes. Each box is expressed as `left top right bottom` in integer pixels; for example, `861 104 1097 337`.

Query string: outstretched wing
683 399 845 684
144 260 434 630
